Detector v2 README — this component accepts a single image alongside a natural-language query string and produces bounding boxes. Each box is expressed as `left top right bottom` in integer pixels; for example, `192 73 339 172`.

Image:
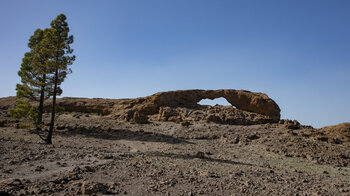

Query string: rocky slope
0 112 349 195
0 90 349 195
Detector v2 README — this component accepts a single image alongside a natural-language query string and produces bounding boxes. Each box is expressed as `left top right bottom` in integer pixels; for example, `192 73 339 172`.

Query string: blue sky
0 0 349 128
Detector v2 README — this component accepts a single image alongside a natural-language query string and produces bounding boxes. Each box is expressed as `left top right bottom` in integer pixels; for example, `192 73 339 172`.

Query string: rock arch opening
198 97 236 108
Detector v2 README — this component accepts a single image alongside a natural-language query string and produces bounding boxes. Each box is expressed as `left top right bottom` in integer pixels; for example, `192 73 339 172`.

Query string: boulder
281 119 301 129
158 107 179 121
80 181 109 195
133 111 148 124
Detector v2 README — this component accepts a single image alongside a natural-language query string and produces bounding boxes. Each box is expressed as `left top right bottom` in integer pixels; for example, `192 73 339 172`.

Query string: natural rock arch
136 89 281 121
51 89 281 123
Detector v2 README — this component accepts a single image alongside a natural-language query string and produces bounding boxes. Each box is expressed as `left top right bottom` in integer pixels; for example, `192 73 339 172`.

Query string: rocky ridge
60 89 281 125
0 89 281 125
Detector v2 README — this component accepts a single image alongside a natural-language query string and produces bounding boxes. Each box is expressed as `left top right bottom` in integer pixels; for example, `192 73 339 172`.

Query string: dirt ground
1 111 350 195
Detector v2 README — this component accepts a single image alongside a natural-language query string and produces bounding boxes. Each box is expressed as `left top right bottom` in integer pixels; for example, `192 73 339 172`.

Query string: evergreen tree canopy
45 14 75 144
11 28 52 127
42 14 75 80
17 29 48 100
11 13 75 138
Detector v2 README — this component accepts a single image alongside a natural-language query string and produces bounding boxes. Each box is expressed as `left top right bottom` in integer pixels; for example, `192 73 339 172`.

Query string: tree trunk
47 69 58 144
37 74 46 130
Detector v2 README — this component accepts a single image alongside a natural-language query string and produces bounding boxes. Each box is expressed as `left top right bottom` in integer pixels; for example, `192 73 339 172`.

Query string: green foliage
17 29 53 100
56 105 65 113
9 100 38 124
16 83 35 100
12 13 75 143
41 14 75 83
45 104 65 113
44 14 75 144
13 28 53 129
18 122 33 129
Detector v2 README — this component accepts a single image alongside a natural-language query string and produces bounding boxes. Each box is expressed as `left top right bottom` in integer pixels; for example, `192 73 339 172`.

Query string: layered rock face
153 105 277 125
57 89 281 125
0 89 281 125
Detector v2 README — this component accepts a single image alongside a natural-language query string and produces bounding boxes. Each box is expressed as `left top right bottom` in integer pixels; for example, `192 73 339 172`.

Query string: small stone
3 169 13 174
188 192 194 196
84 166 95 172
232 136 239 144
60 162 68 167
195 152 205 159
103 155 114 159
0 178 22 186
181 121 191 127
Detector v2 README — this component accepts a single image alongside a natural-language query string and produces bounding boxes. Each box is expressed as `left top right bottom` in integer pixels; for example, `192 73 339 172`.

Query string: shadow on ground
50 126 194 144
147 151 254 166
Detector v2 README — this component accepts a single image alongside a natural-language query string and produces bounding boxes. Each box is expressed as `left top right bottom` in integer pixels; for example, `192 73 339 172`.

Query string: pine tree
10 28 52 129
44 14 75 144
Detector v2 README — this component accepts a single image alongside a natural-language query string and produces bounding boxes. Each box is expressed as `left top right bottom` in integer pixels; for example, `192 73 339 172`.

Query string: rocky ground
0 110 350 196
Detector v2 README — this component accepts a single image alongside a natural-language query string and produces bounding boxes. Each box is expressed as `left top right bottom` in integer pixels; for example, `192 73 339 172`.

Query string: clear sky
0 0 349 128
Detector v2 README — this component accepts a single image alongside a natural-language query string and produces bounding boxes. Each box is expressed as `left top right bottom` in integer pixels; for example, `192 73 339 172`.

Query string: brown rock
52 89 280 121
158 107 178 121
181 121 191 127
168 116 182 123
320 123 350 142
0 89 280 125
0 178 23 192
126 89 280 120
81 181 109 195
54 97 115 115
133 111 148 124
195 152 205 159
0 178 22 187
283 119 301 129
206 114 223 124
279 119 285 124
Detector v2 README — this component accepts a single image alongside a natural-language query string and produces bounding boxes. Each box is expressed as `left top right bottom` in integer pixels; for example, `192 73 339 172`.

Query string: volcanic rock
111 89 280 120
0 89 281 125
133 111 148 124
319 123 350 142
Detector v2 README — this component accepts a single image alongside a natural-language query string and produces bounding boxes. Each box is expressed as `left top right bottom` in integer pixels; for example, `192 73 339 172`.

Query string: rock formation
57 89 280 125
108 89 280 123
0 89 281 125
319 123 350 143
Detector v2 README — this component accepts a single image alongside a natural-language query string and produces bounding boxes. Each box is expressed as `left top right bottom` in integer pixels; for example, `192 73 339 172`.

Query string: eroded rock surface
319 123 350 143
152 105 275 125
111 89 280 122
0 89 281 125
